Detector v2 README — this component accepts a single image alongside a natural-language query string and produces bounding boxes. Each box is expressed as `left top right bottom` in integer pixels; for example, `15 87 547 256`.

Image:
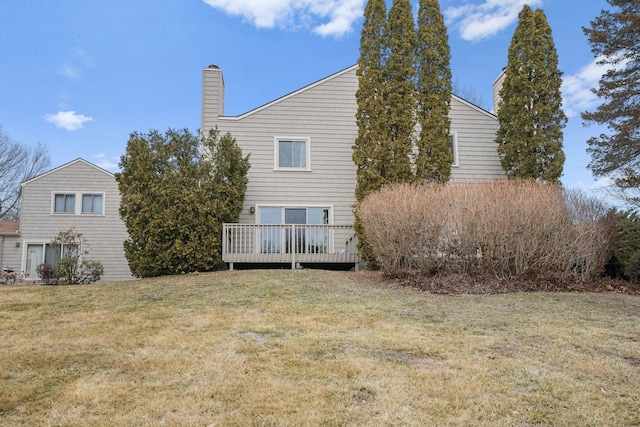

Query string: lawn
1 270 639 426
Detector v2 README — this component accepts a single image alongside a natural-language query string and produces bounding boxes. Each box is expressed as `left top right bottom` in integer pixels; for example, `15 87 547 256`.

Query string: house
14 158 134 283
202 64 505 269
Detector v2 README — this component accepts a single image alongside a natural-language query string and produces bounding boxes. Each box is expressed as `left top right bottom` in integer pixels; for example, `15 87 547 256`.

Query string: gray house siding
449 96 504 181
0 236 21 274
202 64 504 227
0 223 21 275
204 65 359 226
19 159 133 282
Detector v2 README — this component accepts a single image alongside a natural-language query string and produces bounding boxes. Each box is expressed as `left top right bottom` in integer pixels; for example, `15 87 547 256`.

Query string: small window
54 194 75 213
82 194 103 214
275 138 310 170
450 133 459 167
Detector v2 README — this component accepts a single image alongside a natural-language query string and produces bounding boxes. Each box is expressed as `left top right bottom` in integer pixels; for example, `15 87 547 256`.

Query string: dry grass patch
0 270 639 426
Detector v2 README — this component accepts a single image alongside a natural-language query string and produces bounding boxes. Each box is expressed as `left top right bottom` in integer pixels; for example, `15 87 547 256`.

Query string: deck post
229 262 234 271
291 225 296 270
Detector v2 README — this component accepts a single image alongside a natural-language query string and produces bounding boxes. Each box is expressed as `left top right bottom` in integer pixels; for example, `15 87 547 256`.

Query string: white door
26 244 43 280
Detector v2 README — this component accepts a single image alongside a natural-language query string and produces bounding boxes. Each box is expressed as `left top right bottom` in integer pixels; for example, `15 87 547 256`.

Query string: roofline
218 64 359 121
0 221 20 236
217 63 496 121
492 68 506 86
452 93 498 120
21 158 114 187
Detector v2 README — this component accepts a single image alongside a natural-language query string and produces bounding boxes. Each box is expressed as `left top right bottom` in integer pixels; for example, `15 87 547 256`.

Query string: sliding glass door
259 207 329 254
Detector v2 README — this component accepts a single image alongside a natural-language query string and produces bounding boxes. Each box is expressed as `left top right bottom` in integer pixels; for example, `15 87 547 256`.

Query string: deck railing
222 224 359 270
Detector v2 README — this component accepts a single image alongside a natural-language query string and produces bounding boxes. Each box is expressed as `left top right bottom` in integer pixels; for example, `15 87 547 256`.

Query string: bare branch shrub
36 263 57 285
50 228 104 285
360 181 614 282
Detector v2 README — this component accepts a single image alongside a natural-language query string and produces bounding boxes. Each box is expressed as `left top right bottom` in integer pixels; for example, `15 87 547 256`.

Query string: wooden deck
222 224 360 270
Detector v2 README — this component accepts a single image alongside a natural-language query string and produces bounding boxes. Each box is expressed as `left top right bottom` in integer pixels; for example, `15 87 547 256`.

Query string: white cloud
445 0 544 41
202 0 365 37
44 111 94 131
561 58 606 118
93 154 119 171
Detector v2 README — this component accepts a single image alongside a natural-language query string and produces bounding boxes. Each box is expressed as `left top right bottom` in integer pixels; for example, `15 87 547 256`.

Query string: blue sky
0 0 612 197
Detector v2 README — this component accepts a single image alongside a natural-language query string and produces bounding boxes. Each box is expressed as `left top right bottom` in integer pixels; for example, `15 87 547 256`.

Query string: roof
0 221 20 236
218 63 496 121
21 158 114 187
219 64 358 121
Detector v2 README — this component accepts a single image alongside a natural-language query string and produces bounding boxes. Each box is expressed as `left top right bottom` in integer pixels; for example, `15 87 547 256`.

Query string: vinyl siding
205 66 359 226
202 65 505 226
0 235 21 273
19 159 133 282
449 97 504 181
202 66 224 126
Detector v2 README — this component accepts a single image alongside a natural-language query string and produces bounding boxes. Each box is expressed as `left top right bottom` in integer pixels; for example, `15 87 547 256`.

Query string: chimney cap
208 64 220 69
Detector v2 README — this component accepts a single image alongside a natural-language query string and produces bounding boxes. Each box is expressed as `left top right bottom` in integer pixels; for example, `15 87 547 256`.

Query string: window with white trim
54 194 75 214
82 194 103 214
275 137 310 170
52 192 105 215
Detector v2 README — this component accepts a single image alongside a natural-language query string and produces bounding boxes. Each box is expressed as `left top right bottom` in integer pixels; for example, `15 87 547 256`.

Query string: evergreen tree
383 0 417 183
353 0 388 266
415 0 453 183
582 0 640 205
496 5 566 183
353 0 387 203
116 128 249 277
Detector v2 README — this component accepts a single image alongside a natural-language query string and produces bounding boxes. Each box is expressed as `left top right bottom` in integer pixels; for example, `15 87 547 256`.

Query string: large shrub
116 128 249 277
359 181 614 281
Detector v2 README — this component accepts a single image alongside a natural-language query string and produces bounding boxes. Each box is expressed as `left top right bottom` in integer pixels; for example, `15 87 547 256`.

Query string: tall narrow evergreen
383 0 417 183
353 0 388 265
353 0 388 203
415 0 452 183
353 0 454 267
496 5 566 182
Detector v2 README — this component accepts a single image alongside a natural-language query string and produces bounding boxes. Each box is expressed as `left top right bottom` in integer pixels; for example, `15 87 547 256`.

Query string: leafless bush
360 181 614 282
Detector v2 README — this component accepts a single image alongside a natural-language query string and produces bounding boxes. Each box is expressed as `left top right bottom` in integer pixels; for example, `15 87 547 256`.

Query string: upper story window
52 192 105 215
54 194 75 213
275 137 310 170
82 194 103 214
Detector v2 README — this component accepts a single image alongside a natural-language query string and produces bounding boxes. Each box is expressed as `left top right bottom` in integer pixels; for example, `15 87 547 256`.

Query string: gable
21 158 113 187
217 64 496 124
451 94 497 121
218 65 358 121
